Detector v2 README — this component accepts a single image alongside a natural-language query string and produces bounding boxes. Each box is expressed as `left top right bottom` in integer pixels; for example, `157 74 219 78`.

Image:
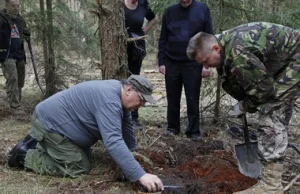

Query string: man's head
187 32 222 69
179 0 193 8
121 75 155 112
6 0 20 15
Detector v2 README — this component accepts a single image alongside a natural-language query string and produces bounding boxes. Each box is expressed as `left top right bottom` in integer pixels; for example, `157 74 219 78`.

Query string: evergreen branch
223 1 255 13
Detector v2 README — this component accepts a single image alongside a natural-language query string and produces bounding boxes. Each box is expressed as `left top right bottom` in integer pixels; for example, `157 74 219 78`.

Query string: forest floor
0 56 300 194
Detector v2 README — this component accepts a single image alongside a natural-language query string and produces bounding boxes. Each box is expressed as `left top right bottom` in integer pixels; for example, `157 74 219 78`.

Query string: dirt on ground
1 70 300 194
134 138 256 194
53 137 257 194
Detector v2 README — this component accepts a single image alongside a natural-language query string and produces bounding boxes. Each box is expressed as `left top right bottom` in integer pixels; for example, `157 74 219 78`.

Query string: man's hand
202 67 212 78
229 101 245 116
159 65 166 75
139 173 164 193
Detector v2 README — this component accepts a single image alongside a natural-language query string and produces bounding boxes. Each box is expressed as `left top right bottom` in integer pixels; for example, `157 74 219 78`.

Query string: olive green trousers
25 114 92 178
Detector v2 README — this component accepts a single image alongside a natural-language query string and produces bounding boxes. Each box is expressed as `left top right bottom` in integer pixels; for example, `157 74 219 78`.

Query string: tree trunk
98 0 128 80
45 0 57 96
39 0 49 91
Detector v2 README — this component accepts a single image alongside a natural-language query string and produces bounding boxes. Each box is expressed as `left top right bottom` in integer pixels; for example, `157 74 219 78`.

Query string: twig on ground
165 150 176 165
148 135 161 148
284 174 300 191
94 179 113 185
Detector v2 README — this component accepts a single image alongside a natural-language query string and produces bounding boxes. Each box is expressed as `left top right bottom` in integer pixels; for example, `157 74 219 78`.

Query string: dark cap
128 75 155 104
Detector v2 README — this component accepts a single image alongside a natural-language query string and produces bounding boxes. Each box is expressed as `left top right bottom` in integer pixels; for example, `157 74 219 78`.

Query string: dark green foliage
19 0 299 91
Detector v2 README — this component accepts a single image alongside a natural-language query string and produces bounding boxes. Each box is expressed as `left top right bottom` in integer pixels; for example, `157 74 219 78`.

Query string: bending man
8 75 164 193
187 22 299 194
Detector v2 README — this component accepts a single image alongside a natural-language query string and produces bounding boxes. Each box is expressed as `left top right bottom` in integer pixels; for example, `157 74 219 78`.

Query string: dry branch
127 35 148 42
148 134 162 148
284 174 300 191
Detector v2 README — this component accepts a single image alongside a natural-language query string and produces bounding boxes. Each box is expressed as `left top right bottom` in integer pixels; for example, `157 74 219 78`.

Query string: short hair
120 79 131 86
121 79 139 91
186 32 217 60
5 0 11 3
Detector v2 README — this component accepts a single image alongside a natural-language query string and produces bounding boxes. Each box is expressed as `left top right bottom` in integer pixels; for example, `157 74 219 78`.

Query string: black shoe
8 135 38 167
187 134 202 141
8 142 28 167
162 129 179 137
132 120 143 130
23 135 38 149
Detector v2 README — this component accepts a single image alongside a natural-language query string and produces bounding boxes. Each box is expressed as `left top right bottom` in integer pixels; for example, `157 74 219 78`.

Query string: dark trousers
165 58 203 136
127 40 146 121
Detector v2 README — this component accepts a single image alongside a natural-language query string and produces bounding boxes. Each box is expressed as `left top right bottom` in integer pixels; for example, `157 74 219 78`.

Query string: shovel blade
235 142 261 178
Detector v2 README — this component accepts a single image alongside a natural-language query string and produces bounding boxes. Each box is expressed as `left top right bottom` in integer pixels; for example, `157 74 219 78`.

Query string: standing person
124 0 157 129
8 75 164 193
187 22 299 194
158 0 213 140
0 0 30 108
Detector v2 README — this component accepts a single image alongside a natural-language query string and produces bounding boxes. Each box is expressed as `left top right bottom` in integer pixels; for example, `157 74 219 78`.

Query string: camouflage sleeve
231 52 276 112
222 79 245 101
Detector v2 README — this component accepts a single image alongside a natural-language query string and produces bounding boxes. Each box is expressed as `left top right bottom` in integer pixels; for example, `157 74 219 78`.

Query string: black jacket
0 9 29 62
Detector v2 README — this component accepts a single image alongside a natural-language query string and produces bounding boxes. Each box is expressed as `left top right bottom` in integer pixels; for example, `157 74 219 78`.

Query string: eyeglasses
137 92 147 104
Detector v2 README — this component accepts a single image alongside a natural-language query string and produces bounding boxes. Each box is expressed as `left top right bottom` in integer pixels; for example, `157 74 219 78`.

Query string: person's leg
182 63 202 138
128 40 146 76
165 59 182 135
16 60 25 103
235 51 300 194
234 104 288 194
129 57 143 123
282 53 300 126
25 133 91 178
1 58 20 108
9 114 91 178
128 40 146 128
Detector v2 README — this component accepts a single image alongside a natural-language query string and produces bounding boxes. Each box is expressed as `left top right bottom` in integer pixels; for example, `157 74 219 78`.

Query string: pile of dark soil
135 138 257 194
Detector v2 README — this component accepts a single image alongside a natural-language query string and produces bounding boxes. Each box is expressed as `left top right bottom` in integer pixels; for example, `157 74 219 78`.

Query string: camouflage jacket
216 22 300 113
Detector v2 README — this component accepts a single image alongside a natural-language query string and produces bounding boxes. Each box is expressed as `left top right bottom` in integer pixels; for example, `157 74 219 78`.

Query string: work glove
229 101 245 116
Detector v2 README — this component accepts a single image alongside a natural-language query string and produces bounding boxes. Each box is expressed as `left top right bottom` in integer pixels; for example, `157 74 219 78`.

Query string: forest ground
0 54 300 194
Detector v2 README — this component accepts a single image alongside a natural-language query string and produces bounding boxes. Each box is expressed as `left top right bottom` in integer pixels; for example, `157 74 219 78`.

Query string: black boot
8 135 38 168
23 135 38 149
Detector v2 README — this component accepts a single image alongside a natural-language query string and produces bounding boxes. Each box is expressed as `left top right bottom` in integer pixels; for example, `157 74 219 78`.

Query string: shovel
235 114 261 178
142 185 183 193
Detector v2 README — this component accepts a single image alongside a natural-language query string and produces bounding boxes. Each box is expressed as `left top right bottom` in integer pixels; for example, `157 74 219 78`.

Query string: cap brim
141 93 156 104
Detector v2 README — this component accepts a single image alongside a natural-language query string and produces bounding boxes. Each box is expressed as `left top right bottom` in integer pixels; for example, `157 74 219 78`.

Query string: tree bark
45 0 57 96
98 0 128 80
39 0 48 80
